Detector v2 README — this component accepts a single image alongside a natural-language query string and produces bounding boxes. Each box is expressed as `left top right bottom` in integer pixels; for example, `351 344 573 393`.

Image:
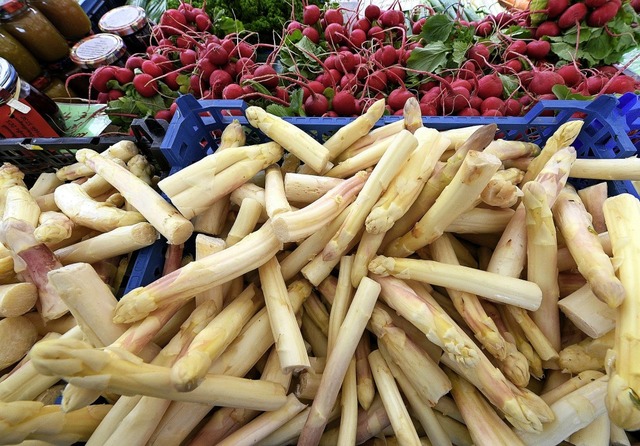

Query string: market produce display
1 94 640 444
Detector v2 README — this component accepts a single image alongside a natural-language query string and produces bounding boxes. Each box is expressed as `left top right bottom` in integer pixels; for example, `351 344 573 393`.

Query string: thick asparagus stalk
577 182 608 233
558 284 615 338
369 349 422 446
337 119 405 162
298 277 381 445
322 130 418 261
54 222 158 265
226 197 263 246
484 140 540 161
246 106 330 172
445 207 515 234
259 256 310 372
480 168 524 208
385 150 502 257
34 211 74 244
192 197 230 236
356 334 376 411
114 222 282 324
324 99 385 159
3 185 40 227
284 173 344 204
326 136 394 178
272 171 367 242
554 185 625 308
29 172 63 197
0 282 37 317
56 140 138 180
264 164 291 218
569 157 640 180
559 331 613 374
328 256 354 354
0 316 37 370
77 148 194 244
351 231 384 288
193 234 226 307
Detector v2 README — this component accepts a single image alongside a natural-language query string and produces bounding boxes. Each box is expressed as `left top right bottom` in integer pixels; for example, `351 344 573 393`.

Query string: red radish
189 75 203 95
91 66 116 93
504 98 522 116
587 1 621 27
178 3 196 21
141 60 163 78
325 23 345 45
303 5 321 25
388 88 414 111
494 12 514 28
475 21 493 37
220 39 235 54
368 26 385 40
585 0 607 8
353 18 371 33
505 40 527 59
340 73 357 90
520 95 533 107
133 73 158 97
176 36 194 49
108 89 124 101
535 21 561 38
253 65 279 89
477 74 504 99
469 95 483 110
598 66 619 76
150 54 173 73
503 59 523 73
420 103 437 116
160 9 188 29
169 101 178 116
349 29 367 48
303 80 326 100
518 71 534 87
557 65 581 86
275 87 289 102
368 71 387 92
412 18 426 34
287 21 303 34
365 5 381 21
336 51 355 73
198 58 216 80
332 91 358 115
459 108 480 116
222 83 244 99
452 79 472 92
530 71 565 95
558 3 588 29
209 70 233 97
380 10 399 27
324 111 339 117
231 42 254 60
547 0 570 17
443 87 471 113
604 75 636 93
96 92 109 103
459 60 478 80
195 14 211 32
164 72 180 90
236 57 256 75
480 97 505 114
114 68 134 85
180 49 197 66
374 45 397 67
304 94 329 116
482 110 503 117
155 109 172 121
526 40 551 59
387 66 406 84
468 44 490 68
325 9 344 25
354 64 369 80
221 63 237 80
302 27 320 44
125 56 144 70
632 0 640 13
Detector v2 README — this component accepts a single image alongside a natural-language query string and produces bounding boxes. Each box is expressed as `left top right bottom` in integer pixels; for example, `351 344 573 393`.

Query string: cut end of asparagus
606 372 640 431
367 256 397 277
112 288 158 324
171 351 211 392
591 273 626 308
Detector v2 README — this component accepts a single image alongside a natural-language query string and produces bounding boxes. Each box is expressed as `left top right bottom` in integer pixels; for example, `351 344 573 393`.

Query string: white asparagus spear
569 413 611 446
326 135 395 179
76 148 194 245
194 235 226 307
0 163 26 216
0 316 38 369
56 140 138 180
284 173 344 204
127 154 154 185
569 157 640 180
558 283 615 338
328 256 354 354
559 331 613 374
226 197 263 246
323 99 385 159
577 182 608 233
3 185 40 227
0 282 37 317
337 119 405 162
192 198 230 236
264 164 291 218
34 211 74 244
29 172 63 197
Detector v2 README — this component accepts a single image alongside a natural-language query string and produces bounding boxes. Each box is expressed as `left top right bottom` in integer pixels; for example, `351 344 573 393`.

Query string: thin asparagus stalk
192 197 230 235
373 275 554 433
298 277 381 445
246 106 330 172
444 207 515 234
351 231 384 288
3 185 40 227
258 405 342 446
521 120 583 185
194 234 226 307
558 283 616 339
385 150 502 257
381 348 452 446
77 148 194 245
171 284 264 391
541 370 604 405
0 282 37 317
577 182 608 233
484 140 540 161
569 413 611 446
226 197 263 246
56 140 138 180
54 222 158 265
264 164 291 218
445 367 526 446
284 173 344 204
355 394 392 444
554 185 625 308
380 124 497 250
523 181 561 352
324 99 385 159
365 127 449 234
559 331 613 374
303 291 330 337
480 168 524 208
317 275 337 305
0 316 37 370
370 304 451 405
338 359 358 446
113 222 282 324
328 256 354 354
0 218 67 320
355 334 375 411
34 211 74 244
499 305 545 379
569 157 640 180
272 171 367 242
369 349 422 446
517 376 607 446
0 401 111 444
30 338 287 410
53 183 145 232
430 233 508 361
326 135 394 178
295 370 322 399
369 256 542 310
259 256 310 372
337 119 405 162
301 312 328 358
322 130 418 261
302 226 363 287
29 172 63 197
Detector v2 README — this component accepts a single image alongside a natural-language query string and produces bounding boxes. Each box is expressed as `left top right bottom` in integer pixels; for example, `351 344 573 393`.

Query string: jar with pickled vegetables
0 0 69 63
0 26 40 82
30 0 91 41
0 57 65 137
98 5 151 55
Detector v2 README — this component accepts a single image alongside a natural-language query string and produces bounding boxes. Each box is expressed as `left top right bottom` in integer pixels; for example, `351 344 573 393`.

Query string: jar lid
70 34 127 69
0 0 28 21
0 57 18 103
99 5 147 37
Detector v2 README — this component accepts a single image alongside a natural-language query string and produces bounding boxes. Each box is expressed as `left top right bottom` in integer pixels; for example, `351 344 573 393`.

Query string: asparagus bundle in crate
2 99 640 446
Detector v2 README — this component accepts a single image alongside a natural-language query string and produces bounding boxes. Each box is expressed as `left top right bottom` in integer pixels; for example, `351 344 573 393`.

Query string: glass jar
42 77 76 99
30 0 91 41
98 5 151 55
0 26 41 82
0 0 69 63
0 57 65 137
70 33 128 70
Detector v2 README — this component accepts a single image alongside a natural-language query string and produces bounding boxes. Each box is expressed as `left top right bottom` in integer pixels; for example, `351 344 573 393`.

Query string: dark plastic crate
125 93 640 294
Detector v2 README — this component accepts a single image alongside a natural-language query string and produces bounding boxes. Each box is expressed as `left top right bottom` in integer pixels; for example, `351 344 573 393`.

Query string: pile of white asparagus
1 97 640 445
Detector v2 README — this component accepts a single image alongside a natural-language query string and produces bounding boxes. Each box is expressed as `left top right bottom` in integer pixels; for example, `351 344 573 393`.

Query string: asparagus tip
112 288 158 324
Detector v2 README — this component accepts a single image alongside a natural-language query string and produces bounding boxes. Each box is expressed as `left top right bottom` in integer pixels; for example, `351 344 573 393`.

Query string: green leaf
452 40 471 66
216 17 244 35
323 87 335 101
585 35 612 61
420 14 454 42
266 104 291 117
106 79 125 91
551 42 576 62
407 43 450 73
288 88 305 117
529 0 548 26
498 74 520 97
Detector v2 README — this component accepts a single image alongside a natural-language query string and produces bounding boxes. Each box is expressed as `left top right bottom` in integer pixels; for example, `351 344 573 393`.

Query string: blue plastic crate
125 93 640 294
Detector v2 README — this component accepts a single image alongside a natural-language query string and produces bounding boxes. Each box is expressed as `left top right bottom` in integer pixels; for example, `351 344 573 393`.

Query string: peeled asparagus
0 282 37 317
0 316 38 369
56 140 138 181
34 211 74 244
3 185 40 227
323 99 385 159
